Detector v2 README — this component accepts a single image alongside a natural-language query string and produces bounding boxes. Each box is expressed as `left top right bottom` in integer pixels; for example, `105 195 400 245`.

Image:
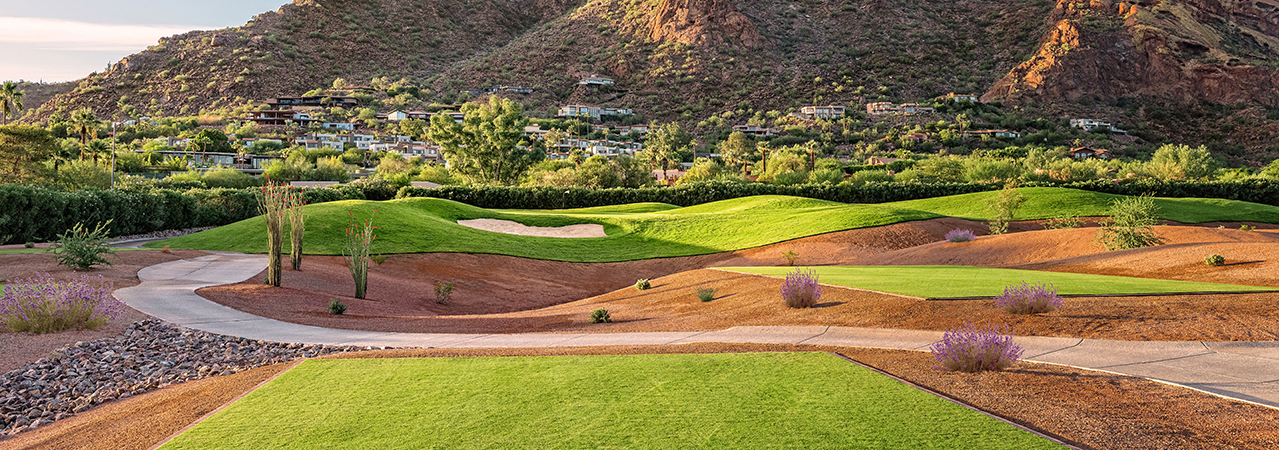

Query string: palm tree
0 81 25 124
69 108 102 160
85 139 109 166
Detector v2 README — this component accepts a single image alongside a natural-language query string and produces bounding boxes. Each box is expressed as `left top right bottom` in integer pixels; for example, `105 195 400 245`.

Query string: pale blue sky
1 0 288 82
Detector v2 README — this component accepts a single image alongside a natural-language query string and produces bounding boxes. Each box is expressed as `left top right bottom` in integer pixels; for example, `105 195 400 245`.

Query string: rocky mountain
16 0 1278 159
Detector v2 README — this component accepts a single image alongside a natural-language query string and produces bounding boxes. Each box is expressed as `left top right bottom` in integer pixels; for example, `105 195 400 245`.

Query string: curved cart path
114 253 1280 408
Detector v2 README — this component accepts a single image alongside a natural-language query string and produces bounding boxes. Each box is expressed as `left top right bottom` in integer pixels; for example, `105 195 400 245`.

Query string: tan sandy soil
6 344 1274 450
0 250 207 373
196 223 1277 340
456 218 607 237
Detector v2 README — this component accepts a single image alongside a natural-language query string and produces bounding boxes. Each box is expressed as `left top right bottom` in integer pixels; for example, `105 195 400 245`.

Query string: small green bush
1095 195 1165 251
1204 254 1225 266
782 249 799 266
590 308 611 323
1240 224 1256 231
328 299 347 315
51 221 117 270
1043 214 1083 230
635 279 650 290
697 287 716 302
23 242 34 248
434 281 454 305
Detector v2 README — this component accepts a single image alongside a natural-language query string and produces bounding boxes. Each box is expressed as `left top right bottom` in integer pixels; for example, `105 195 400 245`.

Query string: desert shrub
590 308 611 323
986 183 1025 235
781 268 822 308
23 242 33 248
434 281 454 304
328 299 347 315
51 221 116 270
1240 224 1256 231
944 229 976 242
929 322 1023 373
0 274 122 333
1204 254 1225 266
634 279 650 290
994 281 1063 314
1043 214 1083 230
342 211 377 299
1095 195 1165 251
782 249 799 266
697 287 716 302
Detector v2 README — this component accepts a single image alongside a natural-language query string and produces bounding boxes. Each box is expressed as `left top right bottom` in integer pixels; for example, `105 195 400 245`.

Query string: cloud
0 16 205 52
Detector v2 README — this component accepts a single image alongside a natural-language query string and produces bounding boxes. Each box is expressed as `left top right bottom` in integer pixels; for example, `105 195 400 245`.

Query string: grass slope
151 196 939 262
727 266 1275 298
150 188 1277 261
161 353 1061 449
887 187 1278 223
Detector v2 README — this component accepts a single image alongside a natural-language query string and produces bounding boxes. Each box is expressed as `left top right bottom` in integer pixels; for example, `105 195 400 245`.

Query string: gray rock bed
107 226 217 244
0 320 379 437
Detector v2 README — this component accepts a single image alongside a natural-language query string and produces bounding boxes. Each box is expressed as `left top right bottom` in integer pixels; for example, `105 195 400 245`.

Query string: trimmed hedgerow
930 322 1024 373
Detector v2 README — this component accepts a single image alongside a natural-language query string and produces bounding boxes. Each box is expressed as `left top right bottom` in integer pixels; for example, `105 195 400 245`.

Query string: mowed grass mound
150 196 939 262
728 266 1276 299
150 188 1276 261
160 353 1062 450
888 187 1278 223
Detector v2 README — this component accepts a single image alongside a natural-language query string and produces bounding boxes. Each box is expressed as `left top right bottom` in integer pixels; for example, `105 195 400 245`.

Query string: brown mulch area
196 224 1277 340
6 344 1275 450
0 250 207 373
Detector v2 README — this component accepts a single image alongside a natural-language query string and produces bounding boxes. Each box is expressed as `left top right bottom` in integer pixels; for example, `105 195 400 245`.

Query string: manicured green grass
727 266 1275 298
887 187 1278 223
149 196 940 262
148 188 1277 261
161 353 1062 449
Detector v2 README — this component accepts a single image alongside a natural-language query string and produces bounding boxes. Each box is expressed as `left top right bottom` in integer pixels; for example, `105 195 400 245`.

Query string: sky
0 0 289 83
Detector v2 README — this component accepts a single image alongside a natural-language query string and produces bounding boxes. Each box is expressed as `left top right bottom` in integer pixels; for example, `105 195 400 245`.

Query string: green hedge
2 178 1273 245
0 184 370 245
396 179 1279 209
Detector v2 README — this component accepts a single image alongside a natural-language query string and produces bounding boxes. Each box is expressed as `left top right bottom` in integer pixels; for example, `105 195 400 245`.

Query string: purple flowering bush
995 281 1063 315
944 229 977 243
781 268 823 308
0 274 123 334
930 322 1024 373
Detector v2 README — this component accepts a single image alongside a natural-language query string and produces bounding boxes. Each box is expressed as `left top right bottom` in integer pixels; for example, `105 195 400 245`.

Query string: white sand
456 219 607 238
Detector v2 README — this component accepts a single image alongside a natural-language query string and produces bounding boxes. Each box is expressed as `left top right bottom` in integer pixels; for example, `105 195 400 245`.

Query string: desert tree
68 108 101 160
426 96 540 185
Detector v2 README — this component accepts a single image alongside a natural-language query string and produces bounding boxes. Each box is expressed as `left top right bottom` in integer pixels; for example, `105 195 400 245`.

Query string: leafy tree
719 131 755 175
68 108 102 159
191 129 233 154
0 124 56 179
0 81 25 124
1148 144 1217 180
645 122 695 180
332 78 347 90
398 118 429 140
426 97 539 184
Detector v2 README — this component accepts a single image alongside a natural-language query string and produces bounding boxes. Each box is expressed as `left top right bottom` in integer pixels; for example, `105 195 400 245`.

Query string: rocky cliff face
646 0 762 48
984 0 1278 107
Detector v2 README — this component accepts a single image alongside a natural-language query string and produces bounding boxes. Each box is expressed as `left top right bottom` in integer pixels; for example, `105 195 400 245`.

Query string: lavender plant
781 268 823 308
994 281 1063 314
930 322 1024 373
944 228 976 243
0 274 122 333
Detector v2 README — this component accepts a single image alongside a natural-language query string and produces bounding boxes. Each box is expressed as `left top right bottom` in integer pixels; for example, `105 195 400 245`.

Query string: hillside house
617 125 649 136
267 96 361 109
963 129 1022 139
371 141 442 162
386 110 431 121
935 92 979 103
1070 147 1111 159
903 133 930 141
557 105 633 120
797 105 846 120
246 110 318 126
240 138 283 149
578 75 614 86
867 157 904 165
1070 119 1126 134
321 122 356 131
732 124 779 137
866 102 934 115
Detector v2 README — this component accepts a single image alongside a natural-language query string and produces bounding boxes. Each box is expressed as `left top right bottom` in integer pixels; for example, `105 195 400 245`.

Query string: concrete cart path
114 253 1280 408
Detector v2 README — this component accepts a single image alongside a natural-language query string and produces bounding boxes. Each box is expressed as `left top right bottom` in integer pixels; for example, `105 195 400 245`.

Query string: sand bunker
457 219 606 238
